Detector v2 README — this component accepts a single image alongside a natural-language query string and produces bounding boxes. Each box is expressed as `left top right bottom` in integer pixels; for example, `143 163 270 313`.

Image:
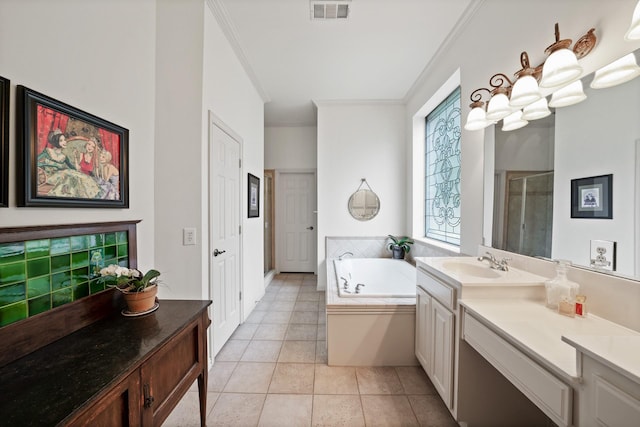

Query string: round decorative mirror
348 179 380 221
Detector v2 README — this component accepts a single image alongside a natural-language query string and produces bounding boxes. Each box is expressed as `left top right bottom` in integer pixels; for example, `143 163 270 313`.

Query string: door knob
213 249 226 257
306 226 314 230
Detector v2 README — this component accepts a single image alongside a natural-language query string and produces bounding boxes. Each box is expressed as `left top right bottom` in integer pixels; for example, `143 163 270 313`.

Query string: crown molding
206 0 271 103
403 0 485 102
313 99 405 107
265 122 318 128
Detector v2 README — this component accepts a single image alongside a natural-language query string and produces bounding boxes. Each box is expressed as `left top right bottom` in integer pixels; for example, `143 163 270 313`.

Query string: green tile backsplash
0 232 129 327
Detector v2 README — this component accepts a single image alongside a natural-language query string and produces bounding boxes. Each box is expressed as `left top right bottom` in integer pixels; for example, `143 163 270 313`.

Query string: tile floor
163 273 457 426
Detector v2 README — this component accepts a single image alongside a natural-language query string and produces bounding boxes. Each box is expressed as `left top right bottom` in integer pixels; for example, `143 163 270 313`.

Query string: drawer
462 311 572 427
417 268 455 310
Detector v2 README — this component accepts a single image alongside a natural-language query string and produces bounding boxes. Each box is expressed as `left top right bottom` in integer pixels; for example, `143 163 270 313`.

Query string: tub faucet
477 251 510 271
355 283 365 294
338 251 353 260
340 276 350 290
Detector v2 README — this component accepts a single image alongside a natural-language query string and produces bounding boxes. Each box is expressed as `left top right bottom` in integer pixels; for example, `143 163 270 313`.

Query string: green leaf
142 269 161 285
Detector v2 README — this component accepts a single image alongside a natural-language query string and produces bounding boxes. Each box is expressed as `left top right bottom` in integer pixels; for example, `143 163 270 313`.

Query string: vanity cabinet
416 266 456 409
415 286 431 369
574 347 640 426
0 297 211 427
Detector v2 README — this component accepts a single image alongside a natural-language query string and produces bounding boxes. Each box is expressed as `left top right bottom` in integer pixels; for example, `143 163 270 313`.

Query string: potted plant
387 235 414 259
98 264 161 314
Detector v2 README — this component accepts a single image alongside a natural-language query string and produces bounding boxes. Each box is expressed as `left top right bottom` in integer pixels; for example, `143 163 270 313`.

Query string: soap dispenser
545 260 579 313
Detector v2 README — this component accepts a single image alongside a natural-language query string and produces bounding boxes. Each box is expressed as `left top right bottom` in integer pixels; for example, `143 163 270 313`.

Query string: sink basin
441 260 502 278
419 256 549 286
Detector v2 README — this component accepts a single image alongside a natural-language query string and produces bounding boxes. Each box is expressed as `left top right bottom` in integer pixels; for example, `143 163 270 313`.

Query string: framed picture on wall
0 76 9 208
248 173 260 218
16 85 129 208
571 174 612 219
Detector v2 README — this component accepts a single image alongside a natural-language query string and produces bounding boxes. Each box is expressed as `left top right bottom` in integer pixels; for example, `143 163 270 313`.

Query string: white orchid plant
98 264 161 292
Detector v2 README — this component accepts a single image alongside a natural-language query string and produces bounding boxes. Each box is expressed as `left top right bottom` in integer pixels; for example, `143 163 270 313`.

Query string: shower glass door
504 171 554 258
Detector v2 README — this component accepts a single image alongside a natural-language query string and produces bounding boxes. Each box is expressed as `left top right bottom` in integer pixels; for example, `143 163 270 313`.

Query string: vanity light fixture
625 0 640 40
521 97 552 121
464 88 494 130
590 53 640 89
501 110 528 131
540 24 595 88
464 23 596 132
509 52 543 107
548 80 587 108
485 74 514 121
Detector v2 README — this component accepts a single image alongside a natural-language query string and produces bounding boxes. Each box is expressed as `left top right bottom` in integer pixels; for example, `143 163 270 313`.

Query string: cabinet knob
143 384 155 408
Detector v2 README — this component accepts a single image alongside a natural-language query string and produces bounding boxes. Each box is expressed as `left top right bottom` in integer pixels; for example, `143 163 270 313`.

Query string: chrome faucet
340 276 350 290
477 251 510 271
355 283 365 294
338 251 353 260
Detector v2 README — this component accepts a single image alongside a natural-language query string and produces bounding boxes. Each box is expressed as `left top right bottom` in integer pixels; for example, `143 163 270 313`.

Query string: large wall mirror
485 48 640 280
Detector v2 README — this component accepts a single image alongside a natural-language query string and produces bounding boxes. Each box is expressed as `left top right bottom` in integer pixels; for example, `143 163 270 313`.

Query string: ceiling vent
310 1 351 20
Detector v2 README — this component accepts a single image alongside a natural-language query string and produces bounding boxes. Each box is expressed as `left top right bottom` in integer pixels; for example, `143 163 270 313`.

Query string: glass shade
521 97 551 121
590 53 640 89
509 75 542 108
540 48 583 88
502 110 528 131
625 0 640 40
464 106 492 131
548 80 587 108
485 92 512 121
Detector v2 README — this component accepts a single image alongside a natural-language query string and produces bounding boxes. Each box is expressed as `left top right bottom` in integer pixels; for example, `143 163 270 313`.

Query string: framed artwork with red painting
0 76 9 208
16 86 129 208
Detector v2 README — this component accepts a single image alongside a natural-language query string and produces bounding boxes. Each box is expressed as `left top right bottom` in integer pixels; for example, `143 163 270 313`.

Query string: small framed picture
248 173 260 218
16 85 129 208
571 174 612 219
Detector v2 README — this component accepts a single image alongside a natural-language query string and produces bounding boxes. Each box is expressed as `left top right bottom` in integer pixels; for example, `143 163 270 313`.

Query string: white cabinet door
430 298 454 409
415 287 432 373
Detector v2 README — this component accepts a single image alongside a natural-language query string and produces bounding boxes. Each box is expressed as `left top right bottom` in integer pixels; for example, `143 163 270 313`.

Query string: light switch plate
183 227 196 246
590 239 616 271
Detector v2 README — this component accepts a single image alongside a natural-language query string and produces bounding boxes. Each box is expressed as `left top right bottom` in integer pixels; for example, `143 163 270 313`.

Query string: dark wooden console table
0 297 212 426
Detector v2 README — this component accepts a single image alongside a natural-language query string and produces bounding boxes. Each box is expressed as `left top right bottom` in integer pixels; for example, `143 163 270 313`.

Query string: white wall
203 4 266 314
405 0 640 258
155 0 265 317
0 0 157 268
265 126 317 170
553 78 640 275
154 0 205 300
317 102 405 289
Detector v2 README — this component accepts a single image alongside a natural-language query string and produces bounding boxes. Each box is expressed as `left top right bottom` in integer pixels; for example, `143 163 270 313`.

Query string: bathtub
333 258 416 298
326 257 418 366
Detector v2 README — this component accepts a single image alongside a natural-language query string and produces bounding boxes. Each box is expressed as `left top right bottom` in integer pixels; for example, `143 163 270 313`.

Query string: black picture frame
571 174 612 219
0 76 9 208
248 173 260 218
16 85 129 208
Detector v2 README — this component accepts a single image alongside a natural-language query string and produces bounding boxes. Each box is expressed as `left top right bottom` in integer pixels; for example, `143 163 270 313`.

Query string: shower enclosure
494 171 554 258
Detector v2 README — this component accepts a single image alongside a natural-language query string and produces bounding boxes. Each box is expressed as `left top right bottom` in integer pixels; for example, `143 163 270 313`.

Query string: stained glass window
425 87 461 246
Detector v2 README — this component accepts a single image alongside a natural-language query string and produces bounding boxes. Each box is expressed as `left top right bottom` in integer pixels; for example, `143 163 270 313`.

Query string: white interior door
210 117 241 356
277 172 316 273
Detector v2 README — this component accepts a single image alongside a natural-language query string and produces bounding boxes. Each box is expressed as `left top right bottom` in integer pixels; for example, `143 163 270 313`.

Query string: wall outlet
590 239 616 271
183 227 196 246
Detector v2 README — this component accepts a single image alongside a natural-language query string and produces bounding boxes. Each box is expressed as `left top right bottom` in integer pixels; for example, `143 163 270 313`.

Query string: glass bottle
545 260 579 312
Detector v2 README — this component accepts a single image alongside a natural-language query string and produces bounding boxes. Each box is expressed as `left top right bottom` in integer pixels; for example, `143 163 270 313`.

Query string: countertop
562 334 640 384
460 298 640 383
415 256 549 289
